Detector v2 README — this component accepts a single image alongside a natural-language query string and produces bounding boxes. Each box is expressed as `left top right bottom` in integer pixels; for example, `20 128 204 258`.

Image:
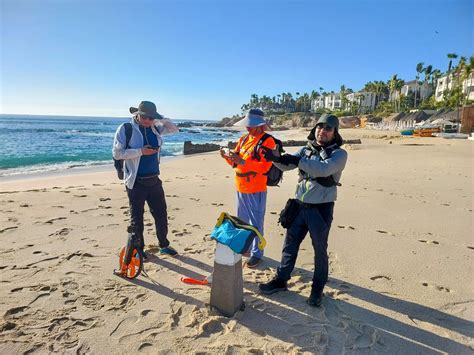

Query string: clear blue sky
1 0 472 120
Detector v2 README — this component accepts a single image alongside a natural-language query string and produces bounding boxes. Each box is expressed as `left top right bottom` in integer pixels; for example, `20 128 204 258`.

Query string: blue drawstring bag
211 212 266 254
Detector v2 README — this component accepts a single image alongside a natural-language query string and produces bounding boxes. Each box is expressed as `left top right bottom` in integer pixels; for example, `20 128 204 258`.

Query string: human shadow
238 256 473 353
124 254 472 353
329 277 474 339
146 254 209 281
176 254 214 274
128 276 205 309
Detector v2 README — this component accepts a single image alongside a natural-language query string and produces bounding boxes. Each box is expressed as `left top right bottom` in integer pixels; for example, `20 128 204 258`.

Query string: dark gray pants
126 178 169 249
277 202 334 293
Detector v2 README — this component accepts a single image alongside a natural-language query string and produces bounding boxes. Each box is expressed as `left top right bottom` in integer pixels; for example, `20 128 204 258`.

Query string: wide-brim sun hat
234 108 270 129
129 100 163 120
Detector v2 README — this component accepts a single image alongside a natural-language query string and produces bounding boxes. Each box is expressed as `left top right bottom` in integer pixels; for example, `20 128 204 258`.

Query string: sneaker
159 246 178 257
245 256 261 268
139 249 148 260
307 289 323 307
259 277 287 295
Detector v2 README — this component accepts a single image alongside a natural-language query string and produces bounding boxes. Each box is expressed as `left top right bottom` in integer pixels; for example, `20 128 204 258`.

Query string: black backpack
239 133 284 187
113 123 133 180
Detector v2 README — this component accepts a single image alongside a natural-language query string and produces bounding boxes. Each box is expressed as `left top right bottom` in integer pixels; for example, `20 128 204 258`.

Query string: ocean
0 114 242 177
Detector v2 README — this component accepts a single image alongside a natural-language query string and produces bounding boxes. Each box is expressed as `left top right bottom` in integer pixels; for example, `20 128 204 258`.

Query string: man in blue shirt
113 101 179 258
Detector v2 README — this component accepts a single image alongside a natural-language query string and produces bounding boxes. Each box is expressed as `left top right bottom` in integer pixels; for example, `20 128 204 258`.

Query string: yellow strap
226 214 267 251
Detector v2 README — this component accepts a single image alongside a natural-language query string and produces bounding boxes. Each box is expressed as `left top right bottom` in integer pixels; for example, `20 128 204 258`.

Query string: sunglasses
316 124 334 131
140 115 155 121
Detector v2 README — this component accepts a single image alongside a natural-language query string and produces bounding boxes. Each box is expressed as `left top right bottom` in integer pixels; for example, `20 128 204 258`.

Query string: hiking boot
307 289 323 307
159 246 178 257
246 256 261 268
259 277 287 295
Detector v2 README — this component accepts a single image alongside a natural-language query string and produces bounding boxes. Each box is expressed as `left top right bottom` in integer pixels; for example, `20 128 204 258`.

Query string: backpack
113 123 133 180
237 133 284 187
300 143 341 187
211 212 266 254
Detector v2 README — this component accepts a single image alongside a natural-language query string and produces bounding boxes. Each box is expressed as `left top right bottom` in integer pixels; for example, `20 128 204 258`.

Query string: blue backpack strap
124 123 132 149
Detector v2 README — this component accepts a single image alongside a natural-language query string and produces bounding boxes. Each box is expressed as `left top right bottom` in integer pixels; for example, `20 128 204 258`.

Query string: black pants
277 202 334 294
126 177 169 249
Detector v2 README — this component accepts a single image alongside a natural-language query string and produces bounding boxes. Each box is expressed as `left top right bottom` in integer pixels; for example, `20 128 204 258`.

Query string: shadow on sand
124 254 472 353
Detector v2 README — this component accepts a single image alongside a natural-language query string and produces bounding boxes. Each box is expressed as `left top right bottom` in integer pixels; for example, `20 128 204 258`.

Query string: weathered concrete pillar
210 243 244 317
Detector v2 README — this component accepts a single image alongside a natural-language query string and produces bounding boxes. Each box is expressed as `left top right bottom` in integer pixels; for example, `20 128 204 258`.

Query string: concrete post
210 243 244 317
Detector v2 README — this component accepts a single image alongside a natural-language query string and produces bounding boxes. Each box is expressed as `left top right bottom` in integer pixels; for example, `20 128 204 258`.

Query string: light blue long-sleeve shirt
112 118 179 189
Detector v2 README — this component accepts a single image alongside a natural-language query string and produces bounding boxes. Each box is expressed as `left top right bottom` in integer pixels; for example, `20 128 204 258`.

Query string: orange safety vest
227 132 276 193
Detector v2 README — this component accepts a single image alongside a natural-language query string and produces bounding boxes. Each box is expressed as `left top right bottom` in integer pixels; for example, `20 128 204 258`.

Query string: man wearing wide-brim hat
220 108 277 268
112 100 179 258
258 114 348 307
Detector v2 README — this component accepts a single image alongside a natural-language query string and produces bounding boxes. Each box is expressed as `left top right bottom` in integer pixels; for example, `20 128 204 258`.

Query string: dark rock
183 141 221 155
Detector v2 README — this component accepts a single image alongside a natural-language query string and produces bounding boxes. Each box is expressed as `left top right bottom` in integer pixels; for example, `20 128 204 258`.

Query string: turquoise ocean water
0 114 241 177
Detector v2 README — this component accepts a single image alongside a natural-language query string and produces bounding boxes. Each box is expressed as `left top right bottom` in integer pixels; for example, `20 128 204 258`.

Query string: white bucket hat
234 109 270 128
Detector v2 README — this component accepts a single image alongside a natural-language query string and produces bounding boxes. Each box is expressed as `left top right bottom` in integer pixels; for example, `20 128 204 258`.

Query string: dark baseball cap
316 114 339 129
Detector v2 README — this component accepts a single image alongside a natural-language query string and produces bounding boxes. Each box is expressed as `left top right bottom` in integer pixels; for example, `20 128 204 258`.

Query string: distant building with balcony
390 80 433 102
346 91 377 113
435 74 474 102
311 96 325 111
324 93 342 110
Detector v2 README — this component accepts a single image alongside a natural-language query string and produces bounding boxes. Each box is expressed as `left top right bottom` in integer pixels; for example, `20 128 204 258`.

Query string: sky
1 0 473 120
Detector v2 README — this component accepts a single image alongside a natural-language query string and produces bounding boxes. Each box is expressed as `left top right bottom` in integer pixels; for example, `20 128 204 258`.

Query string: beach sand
0 129 472 354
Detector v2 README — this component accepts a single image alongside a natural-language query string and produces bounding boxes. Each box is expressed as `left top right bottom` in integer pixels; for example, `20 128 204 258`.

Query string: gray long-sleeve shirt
275 144 348 204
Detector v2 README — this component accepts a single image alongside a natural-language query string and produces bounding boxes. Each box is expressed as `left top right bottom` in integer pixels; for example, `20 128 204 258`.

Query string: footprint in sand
185 223 201 229
42 217 67 224
370 275 391 281
20 203 30 207
49 228 72 237
422 282 452 292
73 194 88 198
4 305 30 318
337 225 356 230
0 226 18 233
376 229 393 235
99 197 111 202
211 202 224 207
467 246 474 250
189 197 200 201
418 239 440 245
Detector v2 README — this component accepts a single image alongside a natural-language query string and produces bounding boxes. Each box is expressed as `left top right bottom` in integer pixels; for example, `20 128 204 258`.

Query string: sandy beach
0 128 472 354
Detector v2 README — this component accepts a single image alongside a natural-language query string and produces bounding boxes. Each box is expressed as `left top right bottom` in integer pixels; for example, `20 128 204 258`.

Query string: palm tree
340 85 348 110
446 53 458 94
414 62 424 107
422 64 433 101
388 75 399 111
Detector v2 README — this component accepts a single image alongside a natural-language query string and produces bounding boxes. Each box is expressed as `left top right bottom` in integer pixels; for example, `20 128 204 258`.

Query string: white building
324 93 342 110
346 91 377 113
462 74 474 101
311 96 325 111
435 73 474 102
401 80 433 100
